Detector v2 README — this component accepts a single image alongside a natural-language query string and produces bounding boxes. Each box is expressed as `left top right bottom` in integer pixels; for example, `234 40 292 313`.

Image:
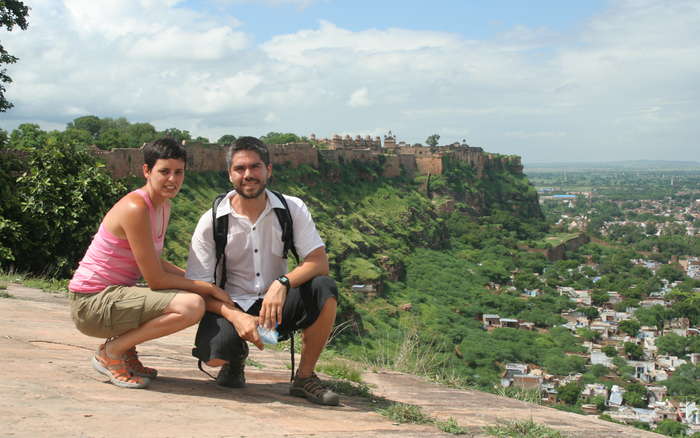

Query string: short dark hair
143 138 187 170
226 136 270 169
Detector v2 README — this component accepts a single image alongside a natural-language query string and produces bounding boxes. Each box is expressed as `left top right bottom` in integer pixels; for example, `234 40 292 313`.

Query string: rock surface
0 284 661 437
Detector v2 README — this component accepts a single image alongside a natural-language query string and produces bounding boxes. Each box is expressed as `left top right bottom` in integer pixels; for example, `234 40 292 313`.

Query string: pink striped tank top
68 189 170 293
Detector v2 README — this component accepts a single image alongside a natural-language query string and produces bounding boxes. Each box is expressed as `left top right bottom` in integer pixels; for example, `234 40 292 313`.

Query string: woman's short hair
226 136 270 169
143 138 187 170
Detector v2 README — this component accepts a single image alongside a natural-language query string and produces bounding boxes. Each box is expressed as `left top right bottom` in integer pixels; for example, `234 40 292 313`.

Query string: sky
1 0 698 163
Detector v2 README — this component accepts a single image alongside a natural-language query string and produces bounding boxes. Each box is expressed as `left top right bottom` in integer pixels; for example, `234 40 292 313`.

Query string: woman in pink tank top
68 138 232 389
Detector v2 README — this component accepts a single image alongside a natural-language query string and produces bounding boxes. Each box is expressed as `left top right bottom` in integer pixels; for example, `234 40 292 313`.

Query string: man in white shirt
186 136 339 406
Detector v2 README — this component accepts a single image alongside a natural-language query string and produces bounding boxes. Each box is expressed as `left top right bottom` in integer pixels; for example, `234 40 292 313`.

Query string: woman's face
144 158 186 199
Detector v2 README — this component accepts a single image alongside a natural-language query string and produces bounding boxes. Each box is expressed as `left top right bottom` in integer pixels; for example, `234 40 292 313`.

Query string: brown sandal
91 344 150 389
125 347 158 379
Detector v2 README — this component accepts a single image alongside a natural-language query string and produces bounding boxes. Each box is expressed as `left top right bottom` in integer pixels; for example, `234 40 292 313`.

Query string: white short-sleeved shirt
186 189 324 311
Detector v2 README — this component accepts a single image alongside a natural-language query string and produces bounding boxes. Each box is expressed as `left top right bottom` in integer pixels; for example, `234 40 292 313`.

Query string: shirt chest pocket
268 224 285 258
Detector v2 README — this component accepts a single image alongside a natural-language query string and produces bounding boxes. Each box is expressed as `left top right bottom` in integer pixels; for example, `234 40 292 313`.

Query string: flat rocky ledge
0 284 661 437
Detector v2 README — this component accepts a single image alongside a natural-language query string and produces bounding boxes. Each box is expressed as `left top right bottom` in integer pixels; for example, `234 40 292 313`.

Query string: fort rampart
90 136 522 180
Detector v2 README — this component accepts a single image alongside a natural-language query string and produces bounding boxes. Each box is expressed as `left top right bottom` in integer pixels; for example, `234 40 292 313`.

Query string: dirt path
0 285 661 437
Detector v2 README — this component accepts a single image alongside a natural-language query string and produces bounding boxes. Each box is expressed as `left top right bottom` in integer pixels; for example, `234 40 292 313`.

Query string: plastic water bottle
257 325 279 345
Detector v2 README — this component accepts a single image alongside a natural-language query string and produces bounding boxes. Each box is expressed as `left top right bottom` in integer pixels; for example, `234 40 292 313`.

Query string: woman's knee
170 293 205 324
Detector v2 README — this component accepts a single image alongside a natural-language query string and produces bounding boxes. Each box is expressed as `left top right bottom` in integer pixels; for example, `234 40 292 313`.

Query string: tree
655 333 688 357
260 132 300 144
580 306 600 322
66 115 101 138
9 123 47 149
655 419 688 437
590 364 609 378
1 1 29 112
663 364 700 398
623 342 644 360
425 134 440 147
557 382 583 405
602 345 618 357
591 290 609 306
635 305 670 332
11 140 126 276
657 264 685 282
0 128 8 148
577 327 601 343
161 128 191 144
217 134 236 145
618 319 641 337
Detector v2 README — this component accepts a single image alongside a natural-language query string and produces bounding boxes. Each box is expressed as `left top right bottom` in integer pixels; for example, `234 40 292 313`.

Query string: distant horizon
524 159 700 170
1 0 698 163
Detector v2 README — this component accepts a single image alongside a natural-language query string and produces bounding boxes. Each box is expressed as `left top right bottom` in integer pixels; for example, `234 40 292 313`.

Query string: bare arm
161 259 185 276
259 246 329 329
205 296 263 350
112 195 232 304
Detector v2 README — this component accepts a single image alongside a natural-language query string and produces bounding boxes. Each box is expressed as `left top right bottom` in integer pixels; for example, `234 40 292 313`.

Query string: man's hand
228 312 264 350
259 280 287 329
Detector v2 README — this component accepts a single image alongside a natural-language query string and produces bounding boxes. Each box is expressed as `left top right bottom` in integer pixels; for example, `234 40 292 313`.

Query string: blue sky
1 0 698 163
185 1 606 43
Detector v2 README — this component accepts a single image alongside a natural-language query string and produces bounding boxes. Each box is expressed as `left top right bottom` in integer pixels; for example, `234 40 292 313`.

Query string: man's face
229 150 272 200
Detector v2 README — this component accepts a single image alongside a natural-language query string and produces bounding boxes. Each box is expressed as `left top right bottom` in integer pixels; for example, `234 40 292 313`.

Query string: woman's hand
229 312 263 350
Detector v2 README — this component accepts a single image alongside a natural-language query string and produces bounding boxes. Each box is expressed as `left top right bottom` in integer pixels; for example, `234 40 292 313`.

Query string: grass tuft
483 419 567 438
436 417 469 435
377 402 433 425
317 359 363 383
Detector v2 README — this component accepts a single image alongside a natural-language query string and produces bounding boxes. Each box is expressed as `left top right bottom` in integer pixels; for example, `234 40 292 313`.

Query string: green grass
317 359 363 383
324 380 373 399
495 386 543 405
483 419 568 438
435 417 469 435
0 271 68 293
245 358 264 369
23 277 69 293
0 290 13 298
377 402 434 424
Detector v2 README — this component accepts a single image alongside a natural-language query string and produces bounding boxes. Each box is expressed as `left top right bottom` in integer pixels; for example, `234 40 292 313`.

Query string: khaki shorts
70 285 179 338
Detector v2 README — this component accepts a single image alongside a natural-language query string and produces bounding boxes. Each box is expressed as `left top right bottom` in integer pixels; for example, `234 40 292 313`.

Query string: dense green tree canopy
1 139 126 276
259 132 300 144
425 134 440 147
217 134 236 145
0 0 29 112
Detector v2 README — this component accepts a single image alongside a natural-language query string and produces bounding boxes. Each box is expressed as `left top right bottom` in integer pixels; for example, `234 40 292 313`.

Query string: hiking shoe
216 343 249 388
290 372 340 406
125 346 158 379
216 361 246 388
92 344 150 389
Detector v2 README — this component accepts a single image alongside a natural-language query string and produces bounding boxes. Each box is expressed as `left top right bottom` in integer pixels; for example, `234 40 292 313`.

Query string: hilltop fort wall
93 134 522 180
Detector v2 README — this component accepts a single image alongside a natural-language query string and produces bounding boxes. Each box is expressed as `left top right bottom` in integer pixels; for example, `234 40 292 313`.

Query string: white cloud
1 0 698 163
348 87 371 108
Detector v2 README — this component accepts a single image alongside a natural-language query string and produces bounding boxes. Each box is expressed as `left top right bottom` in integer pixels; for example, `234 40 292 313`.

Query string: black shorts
193 275 338 363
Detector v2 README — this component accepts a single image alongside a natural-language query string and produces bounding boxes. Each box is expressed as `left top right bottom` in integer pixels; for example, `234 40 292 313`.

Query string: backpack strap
212 193 228 288
270 190 299 264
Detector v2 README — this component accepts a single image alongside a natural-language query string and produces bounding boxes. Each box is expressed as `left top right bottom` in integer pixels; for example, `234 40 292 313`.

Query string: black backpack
212 190 299 288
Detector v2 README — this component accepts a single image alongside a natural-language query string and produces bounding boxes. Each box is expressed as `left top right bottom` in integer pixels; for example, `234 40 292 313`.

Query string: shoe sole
289 387 340 406
91 356 150 389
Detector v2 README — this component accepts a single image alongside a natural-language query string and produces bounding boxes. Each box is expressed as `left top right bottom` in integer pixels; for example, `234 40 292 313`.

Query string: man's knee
310 276 338 301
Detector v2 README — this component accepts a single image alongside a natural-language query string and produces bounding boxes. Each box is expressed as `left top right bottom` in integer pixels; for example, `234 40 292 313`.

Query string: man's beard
236 179 267 199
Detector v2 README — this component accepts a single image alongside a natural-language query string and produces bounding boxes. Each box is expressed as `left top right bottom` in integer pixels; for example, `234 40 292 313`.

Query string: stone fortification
93 133 522 180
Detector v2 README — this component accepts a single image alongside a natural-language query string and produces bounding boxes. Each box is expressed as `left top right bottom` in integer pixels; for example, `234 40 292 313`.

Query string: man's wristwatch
277 275 291 290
